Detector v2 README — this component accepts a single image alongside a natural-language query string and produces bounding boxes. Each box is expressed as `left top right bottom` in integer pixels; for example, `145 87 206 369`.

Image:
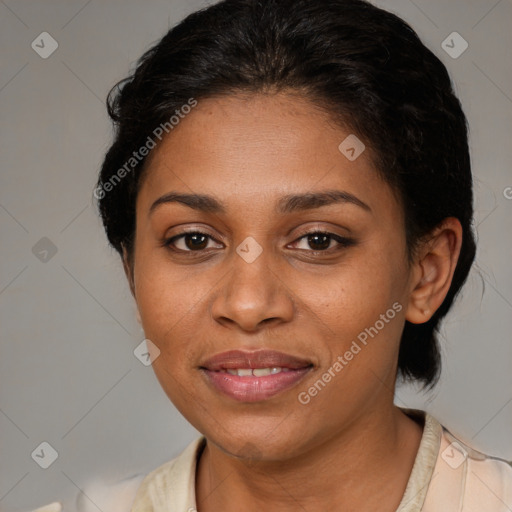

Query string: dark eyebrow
149 189 371 216
149 192 226 215
276 190 371 214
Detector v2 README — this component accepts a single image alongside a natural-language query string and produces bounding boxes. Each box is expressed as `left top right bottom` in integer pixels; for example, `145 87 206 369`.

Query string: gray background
0 0 511 510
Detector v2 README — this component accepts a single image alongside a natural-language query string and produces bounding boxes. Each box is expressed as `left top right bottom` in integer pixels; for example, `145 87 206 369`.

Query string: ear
405 217 463 324
121 244 136 299
122 245 142 324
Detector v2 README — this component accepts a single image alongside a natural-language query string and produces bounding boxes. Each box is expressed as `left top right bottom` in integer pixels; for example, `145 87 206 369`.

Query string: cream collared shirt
130 410 512 511
34 410 512 511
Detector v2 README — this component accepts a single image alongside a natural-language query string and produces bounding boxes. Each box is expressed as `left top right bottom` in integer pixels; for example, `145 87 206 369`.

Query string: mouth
199 349 313 402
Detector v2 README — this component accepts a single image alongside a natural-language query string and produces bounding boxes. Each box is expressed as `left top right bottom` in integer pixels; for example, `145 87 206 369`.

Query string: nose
210 246 295 332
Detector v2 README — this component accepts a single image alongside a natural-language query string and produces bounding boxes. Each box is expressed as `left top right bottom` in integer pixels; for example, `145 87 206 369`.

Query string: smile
221 367 291 376
200 350 313 402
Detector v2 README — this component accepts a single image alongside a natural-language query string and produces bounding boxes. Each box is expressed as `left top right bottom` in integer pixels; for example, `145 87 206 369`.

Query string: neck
196 405 423 512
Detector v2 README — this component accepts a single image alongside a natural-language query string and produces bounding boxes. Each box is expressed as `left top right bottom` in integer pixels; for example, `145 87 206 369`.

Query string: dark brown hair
96 0 476 387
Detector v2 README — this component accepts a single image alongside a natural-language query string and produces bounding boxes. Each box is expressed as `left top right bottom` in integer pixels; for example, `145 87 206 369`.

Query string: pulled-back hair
96 0 476 387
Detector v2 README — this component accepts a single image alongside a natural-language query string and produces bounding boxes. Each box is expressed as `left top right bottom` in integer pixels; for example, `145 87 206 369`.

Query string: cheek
132 249 226 388
134 263 205 405
134 238 199 316
133 251 199 352
291 245 407 385
297 258 402 335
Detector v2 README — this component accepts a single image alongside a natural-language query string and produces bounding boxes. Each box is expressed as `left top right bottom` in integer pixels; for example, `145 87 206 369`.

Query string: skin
123 92 462 511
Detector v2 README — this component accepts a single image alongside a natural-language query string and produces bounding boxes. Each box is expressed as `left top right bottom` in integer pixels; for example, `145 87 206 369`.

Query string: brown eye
291 231 355 253
307 233 332 251
183 233 208 250
164 231 223 252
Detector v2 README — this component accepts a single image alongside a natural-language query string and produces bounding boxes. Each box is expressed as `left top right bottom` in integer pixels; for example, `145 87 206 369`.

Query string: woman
59 0 512 510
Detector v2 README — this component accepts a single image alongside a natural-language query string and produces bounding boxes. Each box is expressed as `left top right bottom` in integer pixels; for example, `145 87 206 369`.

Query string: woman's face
130 92 416 460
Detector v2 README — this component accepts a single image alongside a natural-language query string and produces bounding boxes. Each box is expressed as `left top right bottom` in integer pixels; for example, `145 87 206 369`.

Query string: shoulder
75 437 204 512
29 437 204 512
27 475 145 512
425 418 512 511
131 436 205 511
75 474 146 512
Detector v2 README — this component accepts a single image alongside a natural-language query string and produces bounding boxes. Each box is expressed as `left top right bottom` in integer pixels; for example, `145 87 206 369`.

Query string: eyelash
162 230 355 255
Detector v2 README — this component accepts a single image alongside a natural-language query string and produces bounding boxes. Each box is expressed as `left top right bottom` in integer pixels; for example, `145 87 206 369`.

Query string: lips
200 349 313 402
200 349 312 371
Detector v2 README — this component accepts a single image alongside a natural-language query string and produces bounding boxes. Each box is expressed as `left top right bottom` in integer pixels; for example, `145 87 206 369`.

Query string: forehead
137 92 394 213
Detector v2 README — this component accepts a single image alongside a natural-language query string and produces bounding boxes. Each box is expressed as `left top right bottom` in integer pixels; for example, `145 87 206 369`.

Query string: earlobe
405 218 463 325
